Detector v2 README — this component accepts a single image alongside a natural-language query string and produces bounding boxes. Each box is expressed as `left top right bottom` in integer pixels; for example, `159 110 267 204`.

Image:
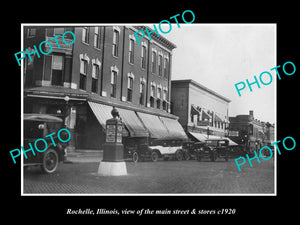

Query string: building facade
23 25 187 151
171 79 231 141
229 110 275 152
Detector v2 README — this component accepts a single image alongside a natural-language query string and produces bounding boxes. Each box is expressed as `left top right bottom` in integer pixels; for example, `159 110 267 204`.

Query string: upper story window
151 51 157 74
158 54 163 76
111 70 117 98
127 76 133 102
164 57 169 79
129 38 134 64
141 45 147 69
54 27 64 35
112 29 120 57
51 55 64 86
92 63 100 93
82 27 89 44
79 59 88 90
140 82 145 105
156 87 162 109
94 27 101 49
27 28 36 37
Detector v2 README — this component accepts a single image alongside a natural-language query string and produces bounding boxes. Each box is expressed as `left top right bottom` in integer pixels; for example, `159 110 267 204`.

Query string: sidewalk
65 149 103 163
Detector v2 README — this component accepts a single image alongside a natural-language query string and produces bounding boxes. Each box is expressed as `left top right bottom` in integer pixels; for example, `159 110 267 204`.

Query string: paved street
23 155 274 194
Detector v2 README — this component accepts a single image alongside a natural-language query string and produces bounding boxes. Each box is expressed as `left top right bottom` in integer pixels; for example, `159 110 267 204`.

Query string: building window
140 82 145 105
127 77 133 102
79 59 87 90
150 85 156 108
111 70 117 98
112 29 119 57
82 27 89 44
94 27 101 49
141 45 147 69
92 64 100 93
162 90 168 111
157 88 162 109
164 57 169 78
151 51 157 73
129 39 134 64
158 55 163 76
54 27 65 35
27 28 36 37
51 55 64 86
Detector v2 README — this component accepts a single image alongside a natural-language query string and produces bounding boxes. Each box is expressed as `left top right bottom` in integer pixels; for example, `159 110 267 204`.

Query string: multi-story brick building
229 110 275 152
171 79 231 141
23 25 187 151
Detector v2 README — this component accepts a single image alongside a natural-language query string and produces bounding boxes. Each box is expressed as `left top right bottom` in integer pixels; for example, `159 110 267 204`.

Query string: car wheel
210 152 216 162
176 150 184 161
184 152 191 160
151 151 159 162
132 152 139 163
41 149 59 174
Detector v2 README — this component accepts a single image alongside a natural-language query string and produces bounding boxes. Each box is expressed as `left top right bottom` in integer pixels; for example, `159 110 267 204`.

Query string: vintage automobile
182 141 206 160
124 138 184 162
24 113 67 173
196 139 230 162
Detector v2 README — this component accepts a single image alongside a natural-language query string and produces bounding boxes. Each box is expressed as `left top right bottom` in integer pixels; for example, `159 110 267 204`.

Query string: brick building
171 79 232 142
229 110 275 152
23 25 187 151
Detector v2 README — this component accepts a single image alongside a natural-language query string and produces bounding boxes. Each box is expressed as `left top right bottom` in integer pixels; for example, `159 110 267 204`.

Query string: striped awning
137 112 170 139
117 108 149 137
159 116 188 140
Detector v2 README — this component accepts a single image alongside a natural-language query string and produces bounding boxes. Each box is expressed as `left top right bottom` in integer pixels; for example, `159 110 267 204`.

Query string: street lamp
64 95 70 126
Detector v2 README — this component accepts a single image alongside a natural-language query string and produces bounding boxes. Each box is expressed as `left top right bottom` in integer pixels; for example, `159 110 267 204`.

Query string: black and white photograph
21 23 276 195
4 5 298 221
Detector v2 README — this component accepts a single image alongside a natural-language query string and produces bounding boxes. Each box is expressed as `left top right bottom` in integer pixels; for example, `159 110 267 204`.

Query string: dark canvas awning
159 116 188 140
202 110 211 120
136 112 169 139
191 105 201 115
117 108 149 137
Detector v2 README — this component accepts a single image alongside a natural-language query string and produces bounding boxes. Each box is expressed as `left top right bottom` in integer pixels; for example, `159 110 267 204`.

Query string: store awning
191 105 201 115
88 101 128 136
117 108 149 137
88 101 113 128
214 114 223 122
189 132 238 146
189 132 207 142
137 112 169 139
202 110 211 120
159 116 188 140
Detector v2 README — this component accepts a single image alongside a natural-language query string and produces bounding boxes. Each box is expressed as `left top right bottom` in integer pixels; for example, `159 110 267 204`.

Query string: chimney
249 110 254 117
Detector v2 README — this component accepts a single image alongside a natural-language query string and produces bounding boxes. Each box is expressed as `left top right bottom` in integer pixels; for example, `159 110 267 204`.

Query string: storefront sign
106 125 116 142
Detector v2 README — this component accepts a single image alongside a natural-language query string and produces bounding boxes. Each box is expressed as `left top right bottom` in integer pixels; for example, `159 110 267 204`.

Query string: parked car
182 141 206 160
124 138 184 162
24 113 67 173
197 139 230 162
